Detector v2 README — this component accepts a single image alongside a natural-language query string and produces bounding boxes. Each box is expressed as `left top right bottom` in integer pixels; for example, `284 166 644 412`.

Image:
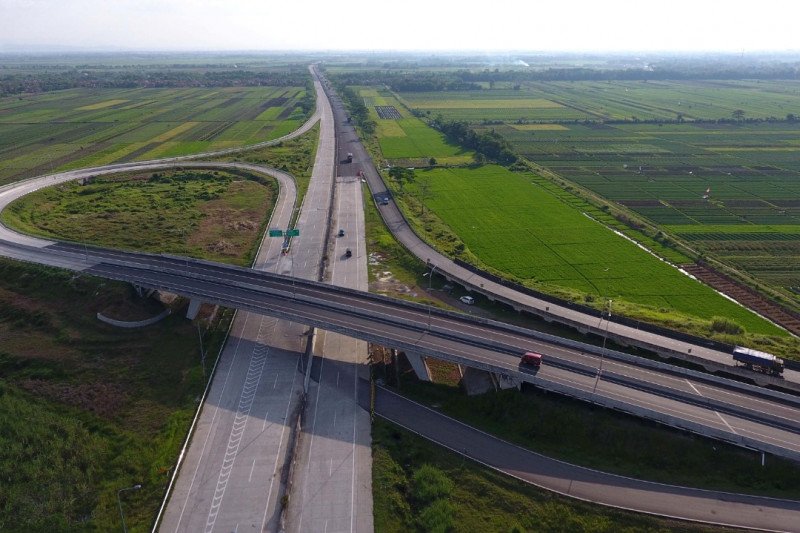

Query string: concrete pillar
186 298 203 320
460 367 496 396
404 351 432 382
493 372 521 390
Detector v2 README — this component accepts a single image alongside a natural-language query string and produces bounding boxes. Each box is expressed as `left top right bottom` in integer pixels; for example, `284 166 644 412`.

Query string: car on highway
519 351 543 372
459 295 475 305
379 197 389 205
345 248 352 258
338 229 345 237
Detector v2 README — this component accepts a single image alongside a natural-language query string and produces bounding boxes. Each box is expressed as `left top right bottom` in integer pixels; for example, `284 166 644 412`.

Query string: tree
473 152 486 165
388 166 415 192
417 175 433 215
428 157 437 167
732 109 745 121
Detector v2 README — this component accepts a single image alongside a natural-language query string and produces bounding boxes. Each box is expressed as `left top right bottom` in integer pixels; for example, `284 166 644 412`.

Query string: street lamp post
197 323 206 379
593 299 613 394
426 260 436 329
117 484 142 533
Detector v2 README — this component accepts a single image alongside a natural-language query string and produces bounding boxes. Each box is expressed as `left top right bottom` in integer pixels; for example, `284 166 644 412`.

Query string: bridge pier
186 298 203 320
404 351 432 382
492 372 521 391
460 366 496 395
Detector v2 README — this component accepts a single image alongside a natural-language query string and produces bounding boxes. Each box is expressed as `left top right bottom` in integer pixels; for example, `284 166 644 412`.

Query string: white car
459 295 475 305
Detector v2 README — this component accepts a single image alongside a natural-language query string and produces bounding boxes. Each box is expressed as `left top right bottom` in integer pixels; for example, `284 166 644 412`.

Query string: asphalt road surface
374 386 800 533
286 65 373 533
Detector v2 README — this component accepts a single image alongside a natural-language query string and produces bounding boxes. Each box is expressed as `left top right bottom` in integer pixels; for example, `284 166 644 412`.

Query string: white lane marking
686 379 703 397
262 411 270 431
350 339 358 533
174 312 251 531
336 371 340 388
333 411 337 428
273 373 279 390
260 360 300 531
296 353 326 533
249 458 257 482
205 318 273 533
715 411 738 435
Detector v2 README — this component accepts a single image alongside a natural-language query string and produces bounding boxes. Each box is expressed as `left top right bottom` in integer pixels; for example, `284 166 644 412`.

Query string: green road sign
286 229 300 237
268 229 283 237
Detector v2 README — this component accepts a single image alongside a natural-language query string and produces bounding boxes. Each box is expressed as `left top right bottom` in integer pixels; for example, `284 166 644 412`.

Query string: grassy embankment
2 169 275 267
372 418 744 533
0 259 233 531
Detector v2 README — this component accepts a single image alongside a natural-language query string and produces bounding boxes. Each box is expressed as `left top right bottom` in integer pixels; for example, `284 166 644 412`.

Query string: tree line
0 68 311 97
429 116 517 165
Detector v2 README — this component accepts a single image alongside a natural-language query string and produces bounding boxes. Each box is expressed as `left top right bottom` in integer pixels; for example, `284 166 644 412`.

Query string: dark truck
345 152 353 163
519 351 543 373
732 346 784 377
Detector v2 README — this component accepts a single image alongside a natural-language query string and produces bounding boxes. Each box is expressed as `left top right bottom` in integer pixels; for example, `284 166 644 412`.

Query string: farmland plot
486 120 800 293
405 165 782 335
0 85 310 185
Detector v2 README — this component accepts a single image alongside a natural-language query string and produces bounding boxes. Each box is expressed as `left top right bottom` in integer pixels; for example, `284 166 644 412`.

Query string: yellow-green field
0 85 312 185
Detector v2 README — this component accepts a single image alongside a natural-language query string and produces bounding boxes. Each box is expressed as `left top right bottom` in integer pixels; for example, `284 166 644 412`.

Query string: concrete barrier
97 308 171 328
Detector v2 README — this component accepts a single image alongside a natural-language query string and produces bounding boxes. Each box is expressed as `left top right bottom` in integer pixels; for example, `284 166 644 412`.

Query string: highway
1 64 799 530
22 246 794 461
316 73 800 391
157 73 327 532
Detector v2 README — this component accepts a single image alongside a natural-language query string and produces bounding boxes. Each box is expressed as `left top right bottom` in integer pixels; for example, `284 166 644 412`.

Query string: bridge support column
460 367 496 396
404 351 432 382
186 298 203 320
492 372 521 390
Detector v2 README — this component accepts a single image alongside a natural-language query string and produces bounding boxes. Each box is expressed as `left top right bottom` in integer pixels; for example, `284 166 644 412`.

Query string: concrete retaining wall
97 308 171 328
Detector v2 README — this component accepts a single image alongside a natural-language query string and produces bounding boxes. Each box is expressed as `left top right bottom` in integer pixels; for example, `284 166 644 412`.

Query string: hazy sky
2 0 799 53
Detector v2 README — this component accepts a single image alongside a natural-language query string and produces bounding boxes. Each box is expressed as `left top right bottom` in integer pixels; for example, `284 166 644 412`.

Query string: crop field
357 87 473 165
399 79 800 122
483 121 800 292
405 165 782 335
0 85 309 185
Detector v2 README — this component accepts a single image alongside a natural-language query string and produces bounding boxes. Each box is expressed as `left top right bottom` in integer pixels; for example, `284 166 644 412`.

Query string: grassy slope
2 170 276 267
0 259 232 531
212 122 320 210
372 418 740 533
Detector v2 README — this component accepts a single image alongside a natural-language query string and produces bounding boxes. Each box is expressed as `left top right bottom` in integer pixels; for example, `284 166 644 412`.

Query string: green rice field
405 165 783 336
0 85 310 185
357 87 473 165
485 121 800 292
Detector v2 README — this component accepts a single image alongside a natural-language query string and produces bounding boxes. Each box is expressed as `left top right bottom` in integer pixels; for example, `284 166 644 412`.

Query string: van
520 351 543 372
